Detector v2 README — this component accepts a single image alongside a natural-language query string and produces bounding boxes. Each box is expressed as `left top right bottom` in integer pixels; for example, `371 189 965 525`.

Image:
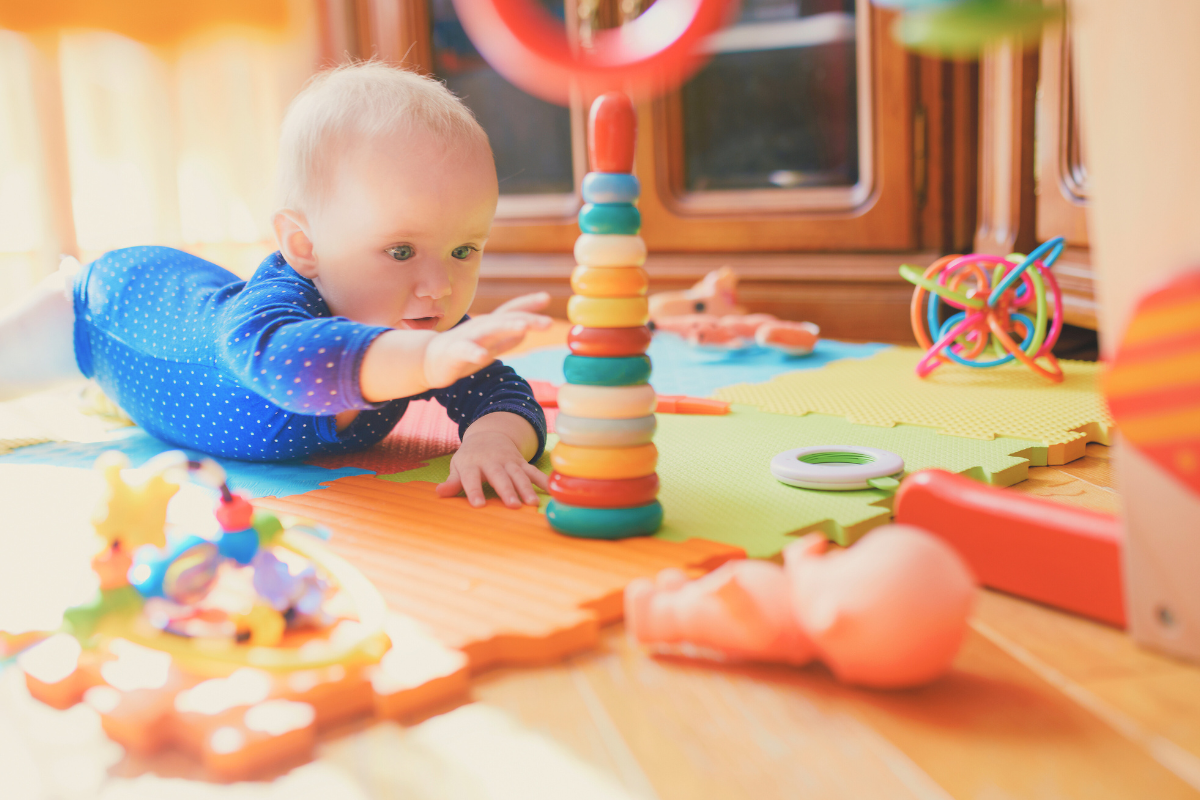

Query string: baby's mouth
399 315 442 331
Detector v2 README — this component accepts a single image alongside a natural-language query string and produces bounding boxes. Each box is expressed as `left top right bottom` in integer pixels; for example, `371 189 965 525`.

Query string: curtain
0 0 320 302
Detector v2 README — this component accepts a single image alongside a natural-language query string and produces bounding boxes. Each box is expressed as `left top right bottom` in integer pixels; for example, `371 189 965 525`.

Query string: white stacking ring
574 234 647 268
557 383 657 420
555 413 657 447
769 446 904 491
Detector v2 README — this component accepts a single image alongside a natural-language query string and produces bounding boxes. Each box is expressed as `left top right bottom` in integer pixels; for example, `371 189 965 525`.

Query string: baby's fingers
435 464 464 498
505 462 541 505
522 462 550 492
493 292 550 315
484 463 523 509
455 464 487 507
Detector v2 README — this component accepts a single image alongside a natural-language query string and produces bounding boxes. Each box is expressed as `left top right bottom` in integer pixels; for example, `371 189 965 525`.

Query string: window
641 0 921 252
0 5 320 295
429 0 585 222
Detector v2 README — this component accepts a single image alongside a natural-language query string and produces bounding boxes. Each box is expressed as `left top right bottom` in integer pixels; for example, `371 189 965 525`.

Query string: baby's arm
358 294 551 403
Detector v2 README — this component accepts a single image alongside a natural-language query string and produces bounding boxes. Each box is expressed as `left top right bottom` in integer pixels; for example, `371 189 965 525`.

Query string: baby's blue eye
387 245 415 261
452 245 478 260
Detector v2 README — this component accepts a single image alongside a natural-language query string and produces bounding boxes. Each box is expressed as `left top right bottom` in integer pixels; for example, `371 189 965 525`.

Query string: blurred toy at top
873 0 1062 57
450 0 738 105
0 0 289 45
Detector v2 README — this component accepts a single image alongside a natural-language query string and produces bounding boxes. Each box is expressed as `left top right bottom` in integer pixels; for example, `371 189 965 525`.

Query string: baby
0 62 552 509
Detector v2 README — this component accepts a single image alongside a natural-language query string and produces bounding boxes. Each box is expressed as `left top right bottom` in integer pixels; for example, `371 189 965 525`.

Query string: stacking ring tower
546 92 663 540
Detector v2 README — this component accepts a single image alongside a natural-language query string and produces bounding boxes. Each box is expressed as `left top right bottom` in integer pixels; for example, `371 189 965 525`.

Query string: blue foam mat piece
504 334 890 398
0 427 372 499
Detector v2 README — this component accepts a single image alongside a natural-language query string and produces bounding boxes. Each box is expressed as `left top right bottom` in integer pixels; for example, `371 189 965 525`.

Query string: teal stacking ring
582 172 640 204
578 203 641 235
546 499 663 540
563 354 651 386
555 413 656 447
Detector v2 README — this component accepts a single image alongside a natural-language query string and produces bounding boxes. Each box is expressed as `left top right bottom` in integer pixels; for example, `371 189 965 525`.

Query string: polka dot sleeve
215 255 392 415
429 360 548 463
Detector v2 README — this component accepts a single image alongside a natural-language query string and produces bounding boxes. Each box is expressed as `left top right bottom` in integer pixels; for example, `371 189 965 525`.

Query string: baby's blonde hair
275 61 490 213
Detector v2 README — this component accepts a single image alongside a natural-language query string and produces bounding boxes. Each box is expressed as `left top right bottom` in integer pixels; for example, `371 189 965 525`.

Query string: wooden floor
4 402 1200 797
457 444 1200 800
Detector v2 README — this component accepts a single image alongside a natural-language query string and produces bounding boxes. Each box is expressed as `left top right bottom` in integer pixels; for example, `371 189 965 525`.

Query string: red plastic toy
449 0 735 104
893 469 1125 627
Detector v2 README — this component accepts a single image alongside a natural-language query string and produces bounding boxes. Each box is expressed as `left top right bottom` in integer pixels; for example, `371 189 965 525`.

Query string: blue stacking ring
582 172 640 204
578 203 641 235
563 354 651 386
546 500 664 540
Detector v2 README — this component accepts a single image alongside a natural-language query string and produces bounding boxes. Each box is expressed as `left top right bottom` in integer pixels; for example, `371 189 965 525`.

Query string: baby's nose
414 264 452 300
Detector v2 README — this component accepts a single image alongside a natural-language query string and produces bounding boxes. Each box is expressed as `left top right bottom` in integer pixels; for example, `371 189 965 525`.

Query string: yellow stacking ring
571 265 649 298
551 442 658 480
556 383 657 419
574 234 647 268
568 296 649 328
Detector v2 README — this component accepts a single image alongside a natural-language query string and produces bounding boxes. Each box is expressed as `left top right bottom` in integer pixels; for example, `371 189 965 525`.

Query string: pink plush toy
625 525 977 689
648 267 820 354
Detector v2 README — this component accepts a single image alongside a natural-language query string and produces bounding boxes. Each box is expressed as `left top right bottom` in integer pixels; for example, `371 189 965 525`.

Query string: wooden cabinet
975 1 1097 330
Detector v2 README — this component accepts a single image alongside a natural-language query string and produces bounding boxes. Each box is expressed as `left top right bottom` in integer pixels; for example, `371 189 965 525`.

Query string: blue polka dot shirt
72 246 546 462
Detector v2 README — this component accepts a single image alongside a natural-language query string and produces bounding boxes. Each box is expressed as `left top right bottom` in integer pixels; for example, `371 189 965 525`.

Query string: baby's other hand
423 292 551 389
436 428 549 509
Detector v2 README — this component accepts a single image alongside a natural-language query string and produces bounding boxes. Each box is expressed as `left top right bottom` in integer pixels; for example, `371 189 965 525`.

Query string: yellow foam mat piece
714 347 1113 465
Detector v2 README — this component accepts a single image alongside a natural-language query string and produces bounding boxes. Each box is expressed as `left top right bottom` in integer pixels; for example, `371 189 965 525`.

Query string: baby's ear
272 209 318 278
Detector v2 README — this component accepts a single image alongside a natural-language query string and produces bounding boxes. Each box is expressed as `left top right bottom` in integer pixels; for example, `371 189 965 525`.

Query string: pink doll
625 525 977 689
647 267 820 354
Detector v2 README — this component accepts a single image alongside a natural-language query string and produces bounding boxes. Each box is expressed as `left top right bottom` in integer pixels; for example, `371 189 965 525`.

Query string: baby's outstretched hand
436 423 549 508
423 293 551 390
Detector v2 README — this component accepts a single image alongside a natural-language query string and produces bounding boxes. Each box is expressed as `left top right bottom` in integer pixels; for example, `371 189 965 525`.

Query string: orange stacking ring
548 472 660 508
550 442 658 480
567 296 649 328
571 265 649 297
568 325 652 357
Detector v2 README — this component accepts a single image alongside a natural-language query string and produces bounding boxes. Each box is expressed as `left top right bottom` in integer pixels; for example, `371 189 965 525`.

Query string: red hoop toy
450 0 738 105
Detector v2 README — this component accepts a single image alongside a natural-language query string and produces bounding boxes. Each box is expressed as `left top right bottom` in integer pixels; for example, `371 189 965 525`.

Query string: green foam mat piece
379 408 1042 557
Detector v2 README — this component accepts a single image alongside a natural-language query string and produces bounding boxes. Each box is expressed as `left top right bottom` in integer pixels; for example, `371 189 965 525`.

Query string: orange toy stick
655 395 730 415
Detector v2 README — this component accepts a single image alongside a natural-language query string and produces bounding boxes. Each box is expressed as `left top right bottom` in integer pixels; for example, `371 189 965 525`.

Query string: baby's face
304 130 498 331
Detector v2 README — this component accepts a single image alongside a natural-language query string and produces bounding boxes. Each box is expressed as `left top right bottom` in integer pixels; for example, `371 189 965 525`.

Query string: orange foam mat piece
308 399 462 474
256 476 743 671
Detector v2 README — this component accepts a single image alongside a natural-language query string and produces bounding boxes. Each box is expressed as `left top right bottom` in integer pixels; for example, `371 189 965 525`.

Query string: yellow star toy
92 451 180 550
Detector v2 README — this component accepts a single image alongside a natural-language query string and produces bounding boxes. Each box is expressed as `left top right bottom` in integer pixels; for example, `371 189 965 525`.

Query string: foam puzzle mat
502 334 889 399
0 427 372 500
255 477 742 670
715 347 1114 465
380 406 1043 555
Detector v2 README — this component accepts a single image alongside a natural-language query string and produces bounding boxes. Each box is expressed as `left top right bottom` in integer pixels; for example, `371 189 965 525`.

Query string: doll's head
271 62 497 332
783 526 976 689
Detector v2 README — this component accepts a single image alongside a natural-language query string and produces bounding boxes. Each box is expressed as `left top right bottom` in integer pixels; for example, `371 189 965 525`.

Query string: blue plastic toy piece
563 354 651 386
218 529 259 565
546 500 663 540
128 535 220 603
578 203 641 235
582 172 640 204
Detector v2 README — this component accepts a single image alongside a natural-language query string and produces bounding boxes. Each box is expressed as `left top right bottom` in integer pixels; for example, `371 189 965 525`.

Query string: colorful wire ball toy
899 237 1066 383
